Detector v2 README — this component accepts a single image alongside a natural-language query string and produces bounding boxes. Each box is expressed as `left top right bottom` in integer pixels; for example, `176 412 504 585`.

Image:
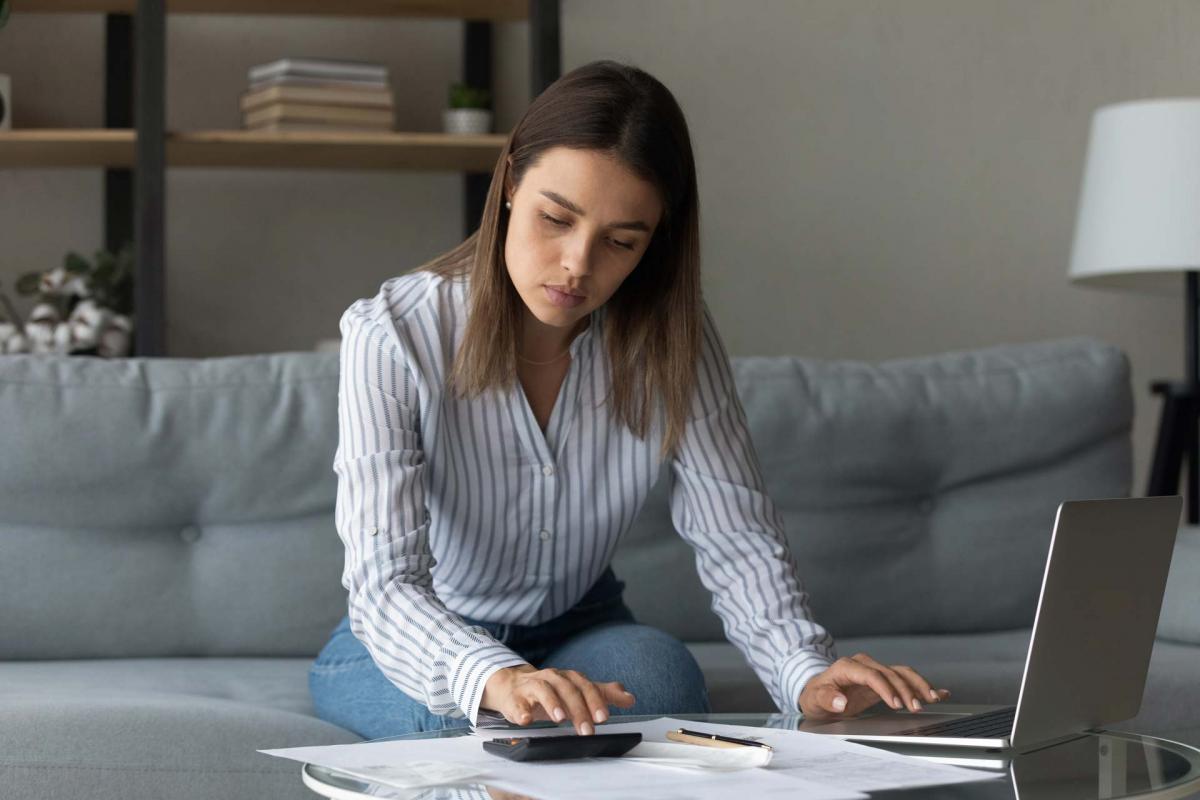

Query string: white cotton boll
39 267 70 296
29 302 60 325
25 320 54 346
70 299 109 331
65 275 91 299
109 313 133 333
53 322 74 353
4 332 30 354
71 320 99 350
97 326 130 358
69 299 97 320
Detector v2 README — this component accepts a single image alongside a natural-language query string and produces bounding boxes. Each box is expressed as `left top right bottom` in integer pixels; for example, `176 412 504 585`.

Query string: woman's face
504 146 663 331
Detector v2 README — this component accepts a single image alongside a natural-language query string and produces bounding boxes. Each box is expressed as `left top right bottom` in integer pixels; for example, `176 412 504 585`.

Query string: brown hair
418 59 701 461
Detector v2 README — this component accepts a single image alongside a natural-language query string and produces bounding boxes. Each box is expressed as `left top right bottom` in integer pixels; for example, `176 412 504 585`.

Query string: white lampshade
1069 97 1200 294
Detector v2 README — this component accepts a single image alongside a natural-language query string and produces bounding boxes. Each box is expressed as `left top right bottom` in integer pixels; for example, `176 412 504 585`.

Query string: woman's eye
539 212 633 251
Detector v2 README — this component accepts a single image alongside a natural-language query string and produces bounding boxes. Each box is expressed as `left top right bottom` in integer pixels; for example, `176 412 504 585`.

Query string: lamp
1069 97 1200 522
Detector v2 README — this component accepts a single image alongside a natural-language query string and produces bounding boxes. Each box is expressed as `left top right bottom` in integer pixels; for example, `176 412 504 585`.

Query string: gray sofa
2 336 1197 800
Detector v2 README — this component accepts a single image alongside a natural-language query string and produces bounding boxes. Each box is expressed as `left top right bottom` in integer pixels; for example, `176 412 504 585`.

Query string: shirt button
366 526 379 536
538 529 552 541
542 464 554 477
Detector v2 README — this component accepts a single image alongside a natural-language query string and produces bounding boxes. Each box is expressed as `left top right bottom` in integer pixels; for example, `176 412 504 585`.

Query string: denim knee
308 616 469 739
541 623 711 716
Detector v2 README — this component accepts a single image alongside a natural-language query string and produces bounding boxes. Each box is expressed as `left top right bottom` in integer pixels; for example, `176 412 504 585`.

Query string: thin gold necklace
518 318 589 366
517 349 570 366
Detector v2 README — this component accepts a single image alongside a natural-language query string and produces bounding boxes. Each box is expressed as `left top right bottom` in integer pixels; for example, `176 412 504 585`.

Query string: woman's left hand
798 652 951 721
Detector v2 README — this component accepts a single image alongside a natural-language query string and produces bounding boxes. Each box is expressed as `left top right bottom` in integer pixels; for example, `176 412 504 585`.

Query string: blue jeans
309 568 711 739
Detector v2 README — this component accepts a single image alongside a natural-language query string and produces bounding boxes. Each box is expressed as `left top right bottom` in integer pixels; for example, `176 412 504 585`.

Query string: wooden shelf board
10 0 528 20
0 129 507 170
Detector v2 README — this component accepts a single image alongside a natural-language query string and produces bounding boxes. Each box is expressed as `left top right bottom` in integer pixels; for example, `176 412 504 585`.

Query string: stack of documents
261 716 1004 800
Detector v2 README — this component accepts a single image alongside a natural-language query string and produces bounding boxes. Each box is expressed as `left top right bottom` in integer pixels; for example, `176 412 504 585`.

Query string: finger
892 664 941 704
599 681 636 707
851 654 919 711
522 678 568 726
563 670 610 724
506 697 535 726
543 671 595 735
813 682 851 715
837 659 903 710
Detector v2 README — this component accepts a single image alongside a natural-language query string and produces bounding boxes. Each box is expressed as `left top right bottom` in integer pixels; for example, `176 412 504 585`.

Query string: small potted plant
0 244 135 357
443 82 492 135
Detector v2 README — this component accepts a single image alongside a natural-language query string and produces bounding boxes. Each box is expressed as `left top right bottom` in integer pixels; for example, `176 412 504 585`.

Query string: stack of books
241 58 396 133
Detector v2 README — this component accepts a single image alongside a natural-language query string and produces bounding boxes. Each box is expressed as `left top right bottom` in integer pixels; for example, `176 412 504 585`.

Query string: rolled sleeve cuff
778 648 836 713
448 643 530 726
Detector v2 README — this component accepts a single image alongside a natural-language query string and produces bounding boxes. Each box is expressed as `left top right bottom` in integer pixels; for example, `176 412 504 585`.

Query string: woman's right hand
480 665 636 735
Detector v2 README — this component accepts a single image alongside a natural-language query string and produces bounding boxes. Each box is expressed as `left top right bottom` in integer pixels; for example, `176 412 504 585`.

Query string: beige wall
0 1 1194 490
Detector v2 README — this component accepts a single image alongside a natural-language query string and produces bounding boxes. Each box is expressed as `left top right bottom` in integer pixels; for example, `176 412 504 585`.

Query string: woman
309 60 949 740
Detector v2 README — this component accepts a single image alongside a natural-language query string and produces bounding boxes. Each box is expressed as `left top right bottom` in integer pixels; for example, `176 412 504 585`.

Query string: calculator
482 732 642 762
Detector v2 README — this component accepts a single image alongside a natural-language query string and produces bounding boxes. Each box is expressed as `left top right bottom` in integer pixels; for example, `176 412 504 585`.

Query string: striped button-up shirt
334 270 836 725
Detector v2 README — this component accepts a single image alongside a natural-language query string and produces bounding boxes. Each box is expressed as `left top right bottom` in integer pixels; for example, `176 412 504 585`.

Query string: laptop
797 495 1182 752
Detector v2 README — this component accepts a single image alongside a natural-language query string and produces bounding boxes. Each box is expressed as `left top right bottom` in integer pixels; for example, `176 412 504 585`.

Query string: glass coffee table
300 709 1200 800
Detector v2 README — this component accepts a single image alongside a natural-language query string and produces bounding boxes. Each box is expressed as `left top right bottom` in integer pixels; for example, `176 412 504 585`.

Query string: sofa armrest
1157 525 1200 645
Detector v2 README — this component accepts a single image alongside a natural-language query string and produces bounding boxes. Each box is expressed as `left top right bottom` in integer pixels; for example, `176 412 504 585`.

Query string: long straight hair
419 60 702 461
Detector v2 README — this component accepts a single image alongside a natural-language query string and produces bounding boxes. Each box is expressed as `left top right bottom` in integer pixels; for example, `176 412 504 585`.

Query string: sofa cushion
0 353 347 659
0 658 359 800
617 337 1132 641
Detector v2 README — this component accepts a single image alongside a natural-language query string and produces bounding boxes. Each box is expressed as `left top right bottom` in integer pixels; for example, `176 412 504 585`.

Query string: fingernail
832 695 847 711
594 709 606 723
929 689 938 701
911 698 922 711
582 722 594 736
892 696 902 708
553 707 565 722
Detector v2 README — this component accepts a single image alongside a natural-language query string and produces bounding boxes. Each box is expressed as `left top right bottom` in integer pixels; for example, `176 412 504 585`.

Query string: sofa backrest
0 353 346 659
613 336 1133 642
0 336 1132 658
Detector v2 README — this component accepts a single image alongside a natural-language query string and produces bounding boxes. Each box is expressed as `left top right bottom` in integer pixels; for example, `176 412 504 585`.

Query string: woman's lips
543 285 586 309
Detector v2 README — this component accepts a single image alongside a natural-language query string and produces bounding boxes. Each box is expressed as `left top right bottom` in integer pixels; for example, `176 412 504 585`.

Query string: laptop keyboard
898 706 1016 738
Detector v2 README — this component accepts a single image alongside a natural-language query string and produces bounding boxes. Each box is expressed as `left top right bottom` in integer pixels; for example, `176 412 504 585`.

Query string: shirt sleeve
667 302 838 713
333 304 529 725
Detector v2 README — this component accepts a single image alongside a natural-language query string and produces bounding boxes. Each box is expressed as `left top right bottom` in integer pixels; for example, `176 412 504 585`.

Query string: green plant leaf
64 252 91 274
0 0 10 30
448 82 490 110
16 272 40 295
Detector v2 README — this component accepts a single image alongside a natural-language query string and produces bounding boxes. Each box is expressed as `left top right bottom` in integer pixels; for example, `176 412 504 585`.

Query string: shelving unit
1 0 561 355
0 129 508 170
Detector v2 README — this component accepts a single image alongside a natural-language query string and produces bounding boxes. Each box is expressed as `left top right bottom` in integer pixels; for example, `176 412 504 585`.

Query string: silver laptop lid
1011 495 1182 749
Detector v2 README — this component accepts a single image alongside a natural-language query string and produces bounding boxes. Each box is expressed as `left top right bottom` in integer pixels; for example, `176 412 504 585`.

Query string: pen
666 727 773 751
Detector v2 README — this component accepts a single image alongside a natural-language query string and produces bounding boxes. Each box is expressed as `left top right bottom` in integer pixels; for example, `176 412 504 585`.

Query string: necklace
518 316 589 366
517 349 570 366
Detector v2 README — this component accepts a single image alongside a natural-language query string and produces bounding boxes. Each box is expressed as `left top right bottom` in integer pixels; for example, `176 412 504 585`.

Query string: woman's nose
560 238 594 277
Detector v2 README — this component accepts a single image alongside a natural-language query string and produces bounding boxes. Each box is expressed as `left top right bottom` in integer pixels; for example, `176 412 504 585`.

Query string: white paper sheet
262 730 862 800
262 715 1002 799
580 717 1004 793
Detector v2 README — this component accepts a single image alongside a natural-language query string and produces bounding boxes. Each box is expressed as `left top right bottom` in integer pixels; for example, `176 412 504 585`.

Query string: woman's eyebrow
539 190 651 232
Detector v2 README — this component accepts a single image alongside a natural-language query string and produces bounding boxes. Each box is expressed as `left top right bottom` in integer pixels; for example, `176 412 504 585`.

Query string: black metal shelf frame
104 0 560 356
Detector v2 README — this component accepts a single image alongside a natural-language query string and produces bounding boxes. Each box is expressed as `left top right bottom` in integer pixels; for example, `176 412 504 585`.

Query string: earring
505 201 512 210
